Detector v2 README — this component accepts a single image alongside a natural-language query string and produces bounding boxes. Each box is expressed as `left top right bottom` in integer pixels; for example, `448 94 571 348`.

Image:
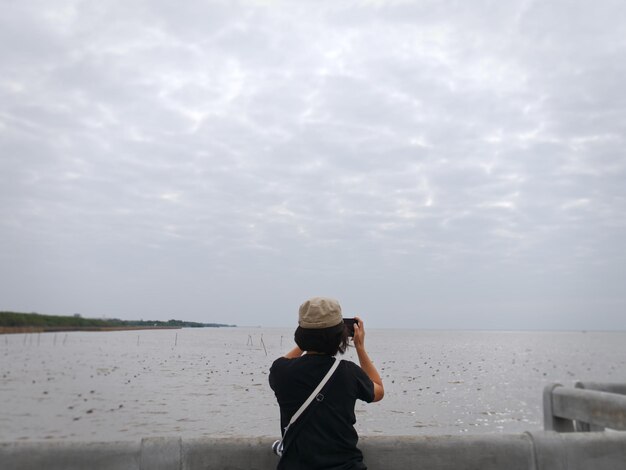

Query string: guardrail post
543 384 574 432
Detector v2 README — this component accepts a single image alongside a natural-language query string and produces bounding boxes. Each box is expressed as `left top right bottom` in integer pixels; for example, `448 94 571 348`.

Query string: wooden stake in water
63 334 68 346
174 333 178 347
137 335 140 346
260 334 267 356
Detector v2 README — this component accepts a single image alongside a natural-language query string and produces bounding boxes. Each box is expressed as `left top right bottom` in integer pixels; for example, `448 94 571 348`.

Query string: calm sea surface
1 328 625 441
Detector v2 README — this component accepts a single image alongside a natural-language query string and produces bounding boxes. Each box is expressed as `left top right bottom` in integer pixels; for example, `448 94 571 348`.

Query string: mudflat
1 328 625 441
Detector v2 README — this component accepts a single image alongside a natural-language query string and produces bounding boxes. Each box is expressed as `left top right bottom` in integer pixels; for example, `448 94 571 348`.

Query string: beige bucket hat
298 297 343 329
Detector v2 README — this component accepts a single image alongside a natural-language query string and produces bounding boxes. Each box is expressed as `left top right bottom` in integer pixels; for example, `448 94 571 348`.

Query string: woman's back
268 297 384 470
269 354 375 470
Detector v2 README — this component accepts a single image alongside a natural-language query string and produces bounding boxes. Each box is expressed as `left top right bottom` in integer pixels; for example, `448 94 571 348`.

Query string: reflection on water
1 328 625 441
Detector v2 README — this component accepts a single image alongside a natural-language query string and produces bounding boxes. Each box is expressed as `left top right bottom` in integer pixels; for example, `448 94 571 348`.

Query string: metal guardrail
575 382 626 395
544 382 626 432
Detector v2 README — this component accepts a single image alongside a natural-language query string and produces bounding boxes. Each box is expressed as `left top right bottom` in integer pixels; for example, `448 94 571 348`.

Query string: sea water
1 328 625 441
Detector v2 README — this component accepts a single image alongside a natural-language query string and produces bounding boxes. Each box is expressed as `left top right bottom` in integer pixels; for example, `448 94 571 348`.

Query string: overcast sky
1 0 625 330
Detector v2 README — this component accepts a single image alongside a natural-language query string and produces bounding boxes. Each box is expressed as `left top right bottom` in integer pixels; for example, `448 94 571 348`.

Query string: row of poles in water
6 331 285 356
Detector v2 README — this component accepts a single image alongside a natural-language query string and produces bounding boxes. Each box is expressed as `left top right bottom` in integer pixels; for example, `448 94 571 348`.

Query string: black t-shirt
269 354 375 470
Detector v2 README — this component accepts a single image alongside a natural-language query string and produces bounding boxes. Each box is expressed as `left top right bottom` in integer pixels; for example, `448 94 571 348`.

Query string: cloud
1 0 625 329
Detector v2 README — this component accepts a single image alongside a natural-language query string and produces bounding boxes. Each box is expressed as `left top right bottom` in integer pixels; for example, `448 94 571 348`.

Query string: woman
269 297 384 470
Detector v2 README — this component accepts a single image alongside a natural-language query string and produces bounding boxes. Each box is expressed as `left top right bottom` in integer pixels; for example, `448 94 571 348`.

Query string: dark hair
294 323 349 356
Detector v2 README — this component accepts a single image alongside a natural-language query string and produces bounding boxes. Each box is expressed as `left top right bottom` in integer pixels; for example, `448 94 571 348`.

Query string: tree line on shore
0 311 235 329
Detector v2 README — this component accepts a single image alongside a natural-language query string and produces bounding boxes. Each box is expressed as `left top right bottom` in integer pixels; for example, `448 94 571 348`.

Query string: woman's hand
353 316 365 350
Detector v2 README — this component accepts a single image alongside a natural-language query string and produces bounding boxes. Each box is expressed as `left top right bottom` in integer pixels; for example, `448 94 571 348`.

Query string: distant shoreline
0 326 184 335
0 311 236 334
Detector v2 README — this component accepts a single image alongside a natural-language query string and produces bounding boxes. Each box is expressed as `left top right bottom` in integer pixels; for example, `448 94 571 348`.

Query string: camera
344 318 358 337
272 439 284 457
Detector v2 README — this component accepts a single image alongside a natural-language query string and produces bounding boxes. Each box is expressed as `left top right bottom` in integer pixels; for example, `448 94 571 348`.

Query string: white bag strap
283 357 341 434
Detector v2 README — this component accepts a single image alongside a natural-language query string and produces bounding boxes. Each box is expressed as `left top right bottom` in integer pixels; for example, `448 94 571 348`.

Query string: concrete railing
543 383 626 432
3 433 626 470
